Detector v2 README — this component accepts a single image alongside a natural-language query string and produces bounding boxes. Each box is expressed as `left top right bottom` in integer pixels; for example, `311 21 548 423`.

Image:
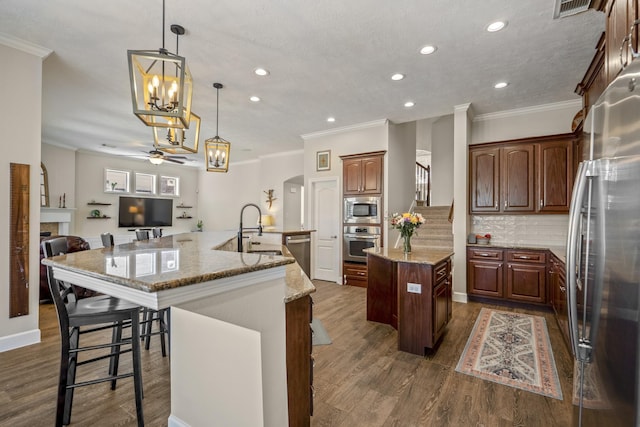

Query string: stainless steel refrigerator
567 58 640 426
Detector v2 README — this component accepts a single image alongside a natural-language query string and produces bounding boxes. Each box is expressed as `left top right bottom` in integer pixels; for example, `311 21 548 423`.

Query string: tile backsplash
471 215 568 247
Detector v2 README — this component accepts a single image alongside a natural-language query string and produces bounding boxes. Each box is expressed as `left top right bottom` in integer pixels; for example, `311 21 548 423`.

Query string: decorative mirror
40 162 50 207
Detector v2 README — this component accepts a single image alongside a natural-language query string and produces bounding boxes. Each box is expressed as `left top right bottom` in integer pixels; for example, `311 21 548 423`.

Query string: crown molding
473 99 582 122
301 119 388 140
0 33 52 59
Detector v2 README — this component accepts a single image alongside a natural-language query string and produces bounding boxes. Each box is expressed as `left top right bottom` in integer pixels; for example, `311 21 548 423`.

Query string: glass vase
403 233 412 254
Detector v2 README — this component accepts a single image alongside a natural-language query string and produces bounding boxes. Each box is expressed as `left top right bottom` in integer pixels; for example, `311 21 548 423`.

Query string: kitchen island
41 231 315 427
365 247 453 355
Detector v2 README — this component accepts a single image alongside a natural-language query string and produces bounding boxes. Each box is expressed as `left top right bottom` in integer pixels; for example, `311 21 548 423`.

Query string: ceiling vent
553 0 592 18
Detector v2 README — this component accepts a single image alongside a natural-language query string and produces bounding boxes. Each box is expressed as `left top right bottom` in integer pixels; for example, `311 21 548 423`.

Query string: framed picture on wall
104 169 130 193
134 172 156 194
316 150 331 171
159 176 180 197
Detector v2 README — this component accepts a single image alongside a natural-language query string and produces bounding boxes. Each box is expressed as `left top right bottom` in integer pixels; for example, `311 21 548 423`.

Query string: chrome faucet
238 203 263 252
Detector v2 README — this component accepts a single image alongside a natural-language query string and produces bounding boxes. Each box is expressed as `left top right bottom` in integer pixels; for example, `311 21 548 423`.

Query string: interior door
310 178 339 282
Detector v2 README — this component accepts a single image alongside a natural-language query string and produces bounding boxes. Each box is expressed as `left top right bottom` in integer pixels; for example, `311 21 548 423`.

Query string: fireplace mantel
40 207 75 235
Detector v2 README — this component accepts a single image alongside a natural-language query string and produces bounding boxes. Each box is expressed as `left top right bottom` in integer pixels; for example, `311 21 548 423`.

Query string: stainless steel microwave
344 196 381 224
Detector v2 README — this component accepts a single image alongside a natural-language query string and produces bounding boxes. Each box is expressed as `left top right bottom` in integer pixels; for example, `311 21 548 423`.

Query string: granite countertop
42 231 315 301
364 246 454 265
467 242 566 263
262 229 315 235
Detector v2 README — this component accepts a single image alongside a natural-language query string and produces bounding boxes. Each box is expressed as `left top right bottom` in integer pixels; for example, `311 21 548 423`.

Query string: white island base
169 273 288 427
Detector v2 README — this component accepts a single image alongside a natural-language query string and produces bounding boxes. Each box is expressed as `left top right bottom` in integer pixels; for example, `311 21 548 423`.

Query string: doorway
309 177 340 283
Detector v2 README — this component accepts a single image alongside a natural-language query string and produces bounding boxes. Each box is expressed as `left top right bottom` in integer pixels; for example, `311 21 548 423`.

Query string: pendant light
127 0 193 129
205 83 231 173
152 24 200 154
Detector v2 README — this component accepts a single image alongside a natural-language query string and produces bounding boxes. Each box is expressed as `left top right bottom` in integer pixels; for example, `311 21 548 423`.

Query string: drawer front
507 250 546 264
467 247 504 261
344 265 367 278
435 261 449 284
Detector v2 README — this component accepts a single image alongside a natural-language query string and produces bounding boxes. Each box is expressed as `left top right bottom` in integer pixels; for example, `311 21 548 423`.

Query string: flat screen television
118 196 173 228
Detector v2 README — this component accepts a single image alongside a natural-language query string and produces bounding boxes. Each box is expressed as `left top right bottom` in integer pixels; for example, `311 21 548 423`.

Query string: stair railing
415 162 430 206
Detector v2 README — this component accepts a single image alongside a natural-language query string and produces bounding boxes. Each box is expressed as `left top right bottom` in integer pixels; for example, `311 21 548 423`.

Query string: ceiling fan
144 150 188 165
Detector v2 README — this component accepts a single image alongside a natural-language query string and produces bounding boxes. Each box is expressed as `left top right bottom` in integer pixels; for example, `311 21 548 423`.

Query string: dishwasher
285 234 311 279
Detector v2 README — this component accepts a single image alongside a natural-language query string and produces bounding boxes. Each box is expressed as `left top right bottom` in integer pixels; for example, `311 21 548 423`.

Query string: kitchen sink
246 249 283 256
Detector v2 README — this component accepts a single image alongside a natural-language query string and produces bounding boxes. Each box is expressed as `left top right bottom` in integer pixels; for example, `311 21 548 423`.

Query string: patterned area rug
456 308 563 400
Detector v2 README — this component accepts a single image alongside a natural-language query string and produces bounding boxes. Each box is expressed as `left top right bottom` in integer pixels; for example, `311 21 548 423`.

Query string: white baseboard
0 328 41 353
168 414 190 427
453 291 468 304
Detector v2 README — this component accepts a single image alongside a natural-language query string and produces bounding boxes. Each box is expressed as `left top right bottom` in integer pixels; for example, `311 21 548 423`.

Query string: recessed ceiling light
254 68 269 76
391 73 405 81
250 96 261 102
420 45 437 55
404 101 415 108
494 82 509 89
487 21 507 32
327 117 336 123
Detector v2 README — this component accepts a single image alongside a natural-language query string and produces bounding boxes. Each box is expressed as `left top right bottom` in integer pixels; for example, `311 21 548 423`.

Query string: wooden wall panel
10 163 30 317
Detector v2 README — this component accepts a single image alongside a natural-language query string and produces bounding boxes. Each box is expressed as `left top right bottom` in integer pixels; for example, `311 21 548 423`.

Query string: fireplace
40 208 74 235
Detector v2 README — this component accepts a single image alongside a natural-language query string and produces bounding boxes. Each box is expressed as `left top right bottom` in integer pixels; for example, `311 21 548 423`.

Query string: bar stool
102 231 169 356
42 237 144 427
135 229 149 241
101 232 114 248
152 228 163 238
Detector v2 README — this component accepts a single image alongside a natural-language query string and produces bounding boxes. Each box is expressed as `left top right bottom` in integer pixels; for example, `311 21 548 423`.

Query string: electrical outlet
407 282 422 294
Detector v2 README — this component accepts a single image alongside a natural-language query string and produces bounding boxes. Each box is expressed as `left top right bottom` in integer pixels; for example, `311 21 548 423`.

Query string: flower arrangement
390 212 425 253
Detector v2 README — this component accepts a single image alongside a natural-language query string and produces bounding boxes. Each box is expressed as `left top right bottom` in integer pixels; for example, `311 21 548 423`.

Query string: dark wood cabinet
341 151 385 195
505 249 547 304
469 135 575 214
537 137 574 212
367 255 397 328
367 252 452 355
502 144 535 213
469 147 500 212
549 254 570 351
467 247 548 305
397 259 452 354
606 0 638 83
343 261 368 287
285 295 312 426
467 247 504 298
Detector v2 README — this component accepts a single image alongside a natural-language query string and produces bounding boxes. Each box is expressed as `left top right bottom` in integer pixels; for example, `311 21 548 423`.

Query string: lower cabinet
343 261 368 287
367 253 452 355
549 254 570 350
285 295 312 426
467 247 547 305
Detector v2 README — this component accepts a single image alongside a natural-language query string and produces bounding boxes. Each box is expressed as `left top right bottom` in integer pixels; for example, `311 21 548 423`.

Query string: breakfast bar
365 247 453 355
41 232 315 427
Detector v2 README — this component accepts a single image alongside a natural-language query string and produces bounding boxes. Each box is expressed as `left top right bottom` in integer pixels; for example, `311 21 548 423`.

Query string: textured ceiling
0 0 605 167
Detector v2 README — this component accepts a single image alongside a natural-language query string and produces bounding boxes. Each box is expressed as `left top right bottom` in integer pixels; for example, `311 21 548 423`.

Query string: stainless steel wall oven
343 225 381 263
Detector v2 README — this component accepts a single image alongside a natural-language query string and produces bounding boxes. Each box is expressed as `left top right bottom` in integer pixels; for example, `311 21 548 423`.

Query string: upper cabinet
469 134 574 214
341 151 385 195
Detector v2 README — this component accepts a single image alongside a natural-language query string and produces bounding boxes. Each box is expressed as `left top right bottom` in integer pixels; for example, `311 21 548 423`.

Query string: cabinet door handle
540 199 544 208
477 253 493 257
357 272 366 276
504 200 507 209
495 202 498 209
515 255 532 260
559 286 566 292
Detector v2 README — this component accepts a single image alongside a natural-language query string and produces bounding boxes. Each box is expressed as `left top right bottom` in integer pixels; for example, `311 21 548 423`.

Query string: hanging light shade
205 83 231 173
127 2 193 129
153 112 200 154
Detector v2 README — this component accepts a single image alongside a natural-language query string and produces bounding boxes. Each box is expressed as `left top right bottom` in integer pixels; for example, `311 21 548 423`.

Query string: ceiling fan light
149 156 164 165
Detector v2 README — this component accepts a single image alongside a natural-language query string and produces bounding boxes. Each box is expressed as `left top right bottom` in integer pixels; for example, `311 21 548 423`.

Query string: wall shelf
87 202 112 206
176 216 193 219
86 216 111 219
176 205 193 208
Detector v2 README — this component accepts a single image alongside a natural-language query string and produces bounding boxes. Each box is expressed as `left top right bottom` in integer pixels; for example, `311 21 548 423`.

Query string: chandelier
153 112 200 154
127 0 193 129
205 83 231 173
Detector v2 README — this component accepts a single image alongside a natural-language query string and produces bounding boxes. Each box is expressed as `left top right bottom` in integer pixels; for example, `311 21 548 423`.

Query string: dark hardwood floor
0 281 574 426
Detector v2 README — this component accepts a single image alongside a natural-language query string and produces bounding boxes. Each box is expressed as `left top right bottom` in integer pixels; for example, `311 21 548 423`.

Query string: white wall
387 122 417 245
197 150 305 233
0 42 49 351
72 151 199 240
283 176 303 230
303 120 389 224
471 100 581 144
431 115 454 206
41 144 76 209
